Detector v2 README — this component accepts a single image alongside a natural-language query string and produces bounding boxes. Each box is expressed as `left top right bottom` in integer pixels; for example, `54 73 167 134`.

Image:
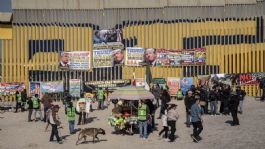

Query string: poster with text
70 79 81 97
181 50 195 65
194 48 206 64
93 49 113 68
156 48 182 66
0 83 25 95
40 81 64 93
125 47 145 66
59 51 90 70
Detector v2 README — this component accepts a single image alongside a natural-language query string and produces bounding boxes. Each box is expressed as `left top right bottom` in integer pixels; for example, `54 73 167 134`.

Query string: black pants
231 110 239 125
15 103 22 112
50 124 61 142
28 109 33 121
78 112 86 125
159 126 168 138
192 121 203 137
220 101 224 113
167 120 176 141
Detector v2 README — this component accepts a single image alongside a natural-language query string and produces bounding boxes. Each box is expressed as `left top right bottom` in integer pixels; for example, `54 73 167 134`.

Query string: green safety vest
177 91 183 98
67 107 75 121
32 97 39 109
138 104 147 121
17 93 22 103
97 90 104 101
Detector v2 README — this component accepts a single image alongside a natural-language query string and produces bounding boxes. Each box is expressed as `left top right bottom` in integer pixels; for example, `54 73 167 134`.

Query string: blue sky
0 0 11 12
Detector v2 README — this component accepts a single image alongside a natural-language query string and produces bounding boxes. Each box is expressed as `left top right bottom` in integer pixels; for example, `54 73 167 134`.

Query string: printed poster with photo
167 77 180 96
69 79 81 98
29 82 41 96
40 81 64 93
59 51 91 70
180 78 193 96
125 47 145 66
156 48 182 66
93 49 113 68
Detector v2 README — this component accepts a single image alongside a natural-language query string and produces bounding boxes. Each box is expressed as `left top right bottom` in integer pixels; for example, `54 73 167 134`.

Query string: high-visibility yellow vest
17 93 22 103
138 104 147 121
67 107 75 121
177 91 183 98
32 97 39 109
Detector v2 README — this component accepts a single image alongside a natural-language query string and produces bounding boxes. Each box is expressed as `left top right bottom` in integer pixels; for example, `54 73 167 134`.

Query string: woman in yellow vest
66 101 76 134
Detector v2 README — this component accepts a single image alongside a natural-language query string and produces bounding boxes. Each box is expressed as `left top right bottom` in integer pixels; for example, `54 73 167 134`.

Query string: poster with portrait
40 81 64 93
59 51 91 70
181 50 195 65
194 48 206 64
93 49 113 68
92 29 123 44
180 78 193 96
69 79 81 97
112 49 124 65
29 82 41 96
156 48 182 66
167 77 180 96
125 47 145 66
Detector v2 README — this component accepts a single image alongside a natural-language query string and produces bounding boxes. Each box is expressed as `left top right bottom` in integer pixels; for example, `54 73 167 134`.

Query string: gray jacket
167 108 179 121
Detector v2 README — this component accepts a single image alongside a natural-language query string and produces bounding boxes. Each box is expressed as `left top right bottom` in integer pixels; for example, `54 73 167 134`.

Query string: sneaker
164 138 170 142
190 134 198 143
197 136 202 141
58 140 63 144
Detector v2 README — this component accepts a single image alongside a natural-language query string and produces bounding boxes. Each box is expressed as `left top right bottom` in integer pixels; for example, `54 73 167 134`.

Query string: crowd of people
0 80 262 145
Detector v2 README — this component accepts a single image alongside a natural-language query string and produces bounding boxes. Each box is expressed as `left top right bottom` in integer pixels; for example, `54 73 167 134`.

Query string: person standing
41 94 53 122
184 91 195 127
138 100 150 139
21 89 27 111
158 89 170 119
76 94 87 125
229 90 240 126
97 88 105 110
32 94 42 121
49 105 63 144
158 104 168 140
167 104 179 142
236 86 246 114
177 89 183 100
190 98 203 143
15 91 22 112
27 97 33 122
209 90 217 115
66 101 76 134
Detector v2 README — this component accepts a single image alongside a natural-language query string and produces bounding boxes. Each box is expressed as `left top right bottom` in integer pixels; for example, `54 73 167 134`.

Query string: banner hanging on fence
29 82 41 96
125 47 145 66
40 81 64 93
167 77 180 96
85 80 131 88
92 29 123 44
69 79 81 97
59 51 91 70
143 48 205 66
180 78 193 96
239 72 265 86
0 83 25 95
93 49 113 68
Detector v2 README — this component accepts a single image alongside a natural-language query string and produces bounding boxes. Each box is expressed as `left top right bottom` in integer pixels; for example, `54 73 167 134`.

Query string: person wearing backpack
32 94 42 121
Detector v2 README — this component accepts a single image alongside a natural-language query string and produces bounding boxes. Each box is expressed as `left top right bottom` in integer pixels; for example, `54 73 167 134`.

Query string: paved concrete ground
0 97 265 149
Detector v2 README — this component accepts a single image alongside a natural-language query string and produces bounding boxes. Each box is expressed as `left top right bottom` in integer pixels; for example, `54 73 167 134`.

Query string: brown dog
76 128 105 145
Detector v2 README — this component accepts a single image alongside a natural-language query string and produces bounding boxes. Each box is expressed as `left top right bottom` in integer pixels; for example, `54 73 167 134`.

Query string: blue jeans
239 100 243 112
68 120 75 133
210 101 217 115
139 121 148 138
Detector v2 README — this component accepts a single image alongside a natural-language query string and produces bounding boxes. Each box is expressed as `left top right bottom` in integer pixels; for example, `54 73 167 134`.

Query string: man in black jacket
27 97 33 122
184 91 195 127
236 86 246 114
229 91 240 126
